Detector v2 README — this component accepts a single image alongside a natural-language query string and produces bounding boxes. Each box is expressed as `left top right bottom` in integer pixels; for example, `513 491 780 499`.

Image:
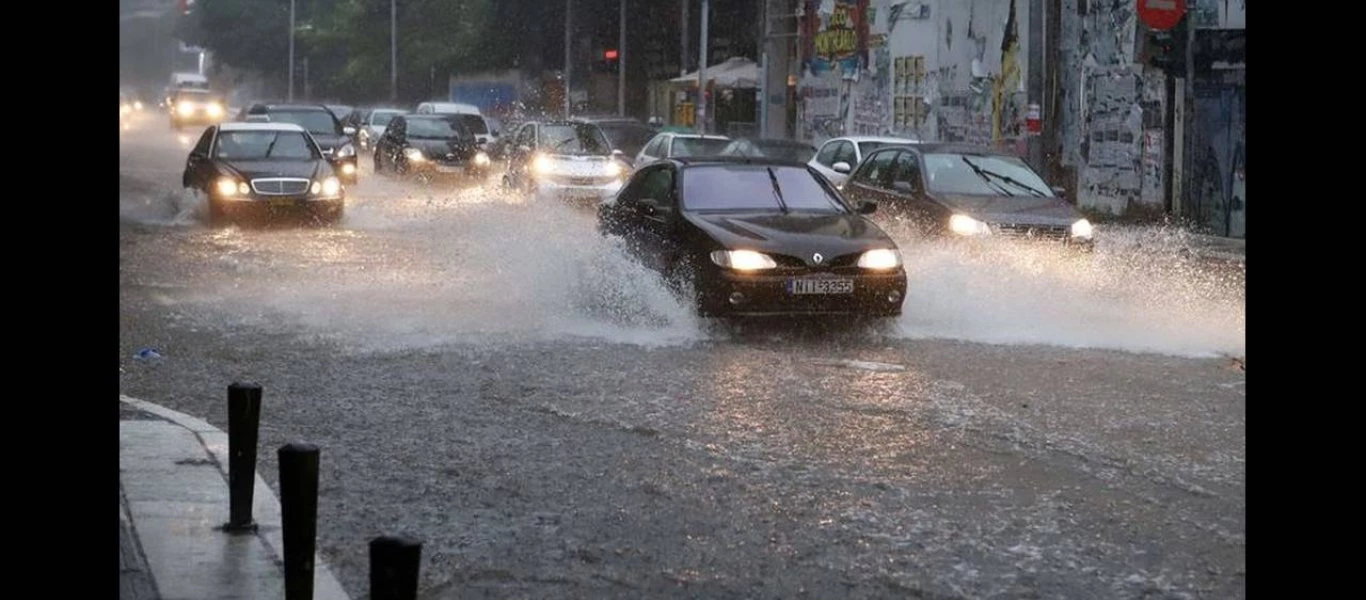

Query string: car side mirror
892 181 917 195
857 200 877 215
612 149 624 156
1051 186 1067 197
832 161 852 174
343 126 357 136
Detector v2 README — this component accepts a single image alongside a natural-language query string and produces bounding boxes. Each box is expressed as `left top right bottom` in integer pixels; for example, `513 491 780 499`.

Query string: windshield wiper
960 157 1047 197
766 167 789 214
264 133 280 159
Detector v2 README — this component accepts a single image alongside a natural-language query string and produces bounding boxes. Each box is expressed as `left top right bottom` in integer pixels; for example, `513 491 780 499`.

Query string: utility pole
697 0 708 133
618 0 626 116
759 0 769 138
564 0 572 118
288 0 295 101
681 0 689 76
390 0 397 101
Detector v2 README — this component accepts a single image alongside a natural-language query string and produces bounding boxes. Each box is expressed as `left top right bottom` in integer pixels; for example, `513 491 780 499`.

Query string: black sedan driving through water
372 113 492 184
839 143 1095 245
182 122 345 226
598 157 908 317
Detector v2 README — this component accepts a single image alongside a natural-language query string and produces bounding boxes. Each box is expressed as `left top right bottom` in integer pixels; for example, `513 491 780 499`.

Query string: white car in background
633 132 732 168
809 135 920 187
414 102 497 146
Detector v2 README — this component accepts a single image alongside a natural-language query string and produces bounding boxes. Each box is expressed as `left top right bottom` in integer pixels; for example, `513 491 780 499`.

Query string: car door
886 150 941 230
613 164 680 274
841 148 898 212
182 126 217 189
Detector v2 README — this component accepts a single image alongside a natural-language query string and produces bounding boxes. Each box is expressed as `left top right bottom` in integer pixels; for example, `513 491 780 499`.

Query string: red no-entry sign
1137 0 1186 31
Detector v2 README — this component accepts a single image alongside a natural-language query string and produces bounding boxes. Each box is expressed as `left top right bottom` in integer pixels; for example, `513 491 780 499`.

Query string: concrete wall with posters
1056 0 1166 215
796 0 1032 151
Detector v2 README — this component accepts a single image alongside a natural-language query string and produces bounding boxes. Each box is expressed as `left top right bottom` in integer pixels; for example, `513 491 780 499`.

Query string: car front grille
250 178 311 195
769 252 862 273
993 223 1070 240
547 173 616 186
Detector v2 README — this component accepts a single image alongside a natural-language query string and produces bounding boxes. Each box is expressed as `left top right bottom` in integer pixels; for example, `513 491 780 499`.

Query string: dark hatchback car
839 143 1095 245
372 114 492 183
597 157 908 317
181 122 345 226
241 103 359 184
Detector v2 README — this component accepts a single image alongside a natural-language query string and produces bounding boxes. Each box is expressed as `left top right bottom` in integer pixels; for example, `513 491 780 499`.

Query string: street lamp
288 0 295 101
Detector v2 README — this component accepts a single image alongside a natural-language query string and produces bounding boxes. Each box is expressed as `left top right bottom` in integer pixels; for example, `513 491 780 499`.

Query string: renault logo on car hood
812 253 824 264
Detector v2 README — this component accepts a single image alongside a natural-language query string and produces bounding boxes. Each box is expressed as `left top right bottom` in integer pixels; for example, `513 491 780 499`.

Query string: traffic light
598 49 620 74
1144 16 1187 73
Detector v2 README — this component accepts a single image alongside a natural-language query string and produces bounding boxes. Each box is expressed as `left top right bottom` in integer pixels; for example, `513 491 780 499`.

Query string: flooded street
120 115 1245 599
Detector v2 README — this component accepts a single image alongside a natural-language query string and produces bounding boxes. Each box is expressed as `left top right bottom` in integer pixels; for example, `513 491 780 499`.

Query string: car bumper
697 269 908 317
411 161 491 180
217 195 344 219
533 178 625 203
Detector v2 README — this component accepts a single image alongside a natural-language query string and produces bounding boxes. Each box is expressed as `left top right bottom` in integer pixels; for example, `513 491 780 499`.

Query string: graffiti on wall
802 0 871 76
934 0 1026 153
850 44 891 136
1078 69 1145 214
799 76 848 143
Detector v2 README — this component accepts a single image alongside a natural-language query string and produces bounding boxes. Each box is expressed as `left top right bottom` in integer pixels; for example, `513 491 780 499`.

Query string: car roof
253 104 331 112
670 156 813 169
867 142 1019 157
828 136 921 144
667 133 731 139
218 122 308 132
740 138 815 146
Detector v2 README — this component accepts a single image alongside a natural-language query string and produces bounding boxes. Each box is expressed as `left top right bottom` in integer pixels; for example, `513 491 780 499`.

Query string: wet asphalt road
119 114 1245 599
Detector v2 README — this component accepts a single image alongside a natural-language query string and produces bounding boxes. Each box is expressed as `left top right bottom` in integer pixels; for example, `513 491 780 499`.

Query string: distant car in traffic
169 89 227 131
373 114 492 184
597 156 908 317
413 102 498 146
324 104 354 122
502 120 630 204
839 143 1095 246
572 116 657 161
633 132 732 168
809 135 920 186
242 103 359 184
720 138 817 163
181 122 345 226
348 108 408 153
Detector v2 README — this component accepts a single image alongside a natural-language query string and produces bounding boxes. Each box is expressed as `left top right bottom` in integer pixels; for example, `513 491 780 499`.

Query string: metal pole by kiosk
279 443 320 600
758 0 770 138
681 0 689 77
390 0 397 102
696 0 709 134
223 383 262 533
370 536 424 600
288 0 295 101
618 0 626 117
564 0 573 119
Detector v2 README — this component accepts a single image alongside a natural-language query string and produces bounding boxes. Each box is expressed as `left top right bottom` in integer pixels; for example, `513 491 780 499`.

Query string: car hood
686 212 894 265
218 160 326 181
931 192 1082 227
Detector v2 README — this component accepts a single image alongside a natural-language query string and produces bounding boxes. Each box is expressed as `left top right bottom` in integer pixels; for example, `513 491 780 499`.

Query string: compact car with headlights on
168 89 226 131
181 122 345 226
597 157 908 317
373 114 492 184
839 143 1095 247
503 121 630 205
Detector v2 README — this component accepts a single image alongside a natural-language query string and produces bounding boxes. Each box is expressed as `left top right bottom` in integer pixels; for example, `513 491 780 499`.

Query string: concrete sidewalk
119 396 351 600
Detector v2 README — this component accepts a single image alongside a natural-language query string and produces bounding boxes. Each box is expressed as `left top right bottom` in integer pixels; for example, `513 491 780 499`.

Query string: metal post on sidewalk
223 382 261 533
279 443 320 600
370 535 423 600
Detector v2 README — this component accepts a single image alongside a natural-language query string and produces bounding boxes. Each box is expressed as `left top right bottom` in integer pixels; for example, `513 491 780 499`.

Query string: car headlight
215 177 247 196
176 103 194 116
121 104 132 115
605 160 622 177
1070 219 1094 239
404 147 424 162
710 249 777 271
857 248 902 270
948 214 992 236
336 143 356 158
206 102 224 117
134 101 143 111
474 151 490 166
321 176 342 197
533 154 553 175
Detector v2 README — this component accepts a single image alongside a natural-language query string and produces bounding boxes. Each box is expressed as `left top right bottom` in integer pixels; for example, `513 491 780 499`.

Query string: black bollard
370 536 423 600
279 443 320 600
223 382 262 533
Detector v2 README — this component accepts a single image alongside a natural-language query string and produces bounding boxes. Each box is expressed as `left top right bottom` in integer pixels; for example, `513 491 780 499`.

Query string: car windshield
682 165 848 213
597 123 656 154
539 124 611 155
922 153 1055 197
455 114 488 134
214 131 318 160
671 137 731 157
406 118 471 140
370 111 401 127
268 110 339 135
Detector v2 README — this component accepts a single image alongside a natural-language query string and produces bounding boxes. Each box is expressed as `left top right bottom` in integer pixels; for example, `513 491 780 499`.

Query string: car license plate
436 165 464 174
787 278 854 295
269 198 298 207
